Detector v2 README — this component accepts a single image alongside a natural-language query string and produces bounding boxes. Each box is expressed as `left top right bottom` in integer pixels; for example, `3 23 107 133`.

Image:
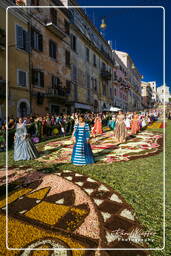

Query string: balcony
0 80 5 98
45 18 66 40
101 69 112 81
46 88 67 101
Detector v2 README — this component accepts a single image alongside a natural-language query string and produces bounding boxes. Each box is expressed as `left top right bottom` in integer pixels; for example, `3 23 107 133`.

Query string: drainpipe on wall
28 8 32 115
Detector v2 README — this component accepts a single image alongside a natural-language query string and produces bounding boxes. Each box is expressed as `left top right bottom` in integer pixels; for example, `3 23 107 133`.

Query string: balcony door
19 102 28 117
51 105 59 114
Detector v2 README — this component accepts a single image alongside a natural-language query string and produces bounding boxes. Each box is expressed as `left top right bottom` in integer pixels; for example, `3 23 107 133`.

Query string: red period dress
92 117 103 136
131 115 140 135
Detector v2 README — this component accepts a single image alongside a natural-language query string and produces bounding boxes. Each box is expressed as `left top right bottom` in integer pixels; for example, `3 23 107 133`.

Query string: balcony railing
46 88 67 99
45 18 66 40
101 69 112 80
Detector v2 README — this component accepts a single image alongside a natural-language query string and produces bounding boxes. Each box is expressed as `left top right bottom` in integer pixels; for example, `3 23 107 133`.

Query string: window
65 50 70 67
64 20 70 35
19 102 28 117
87 89 90 101
0 28 5 47
102 83 106 96
72 64 77 82
16 24 29 51
31 0 39 5
87 73 90 88
94 78 97 91
110 88 112 97
32 69 44 87
49 40 57 59
71 34 77 52
31 28 43 51
66 80 71 94
86 47 89 62
17 70 27 87
93 54 96 66
51 105 60 114
50 8 57 25
52 75 60 88
102 62 106 70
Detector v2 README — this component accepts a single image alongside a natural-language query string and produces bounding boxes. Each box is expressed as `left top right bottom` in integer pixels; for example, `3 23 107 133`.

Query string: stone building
112 50 129 111
28 0 71 115
0 0 32 118
61 0 114 113
1 0 147 118
0 0 71 118
157 85 171 104
114 50 142 111
141 81 153 109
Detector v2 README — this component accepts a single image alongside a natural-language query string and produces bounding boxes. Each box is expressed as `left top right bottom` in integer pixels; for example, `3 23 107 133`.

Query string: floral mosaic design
0 170 149 255
37 131 163 164
147 122 165 129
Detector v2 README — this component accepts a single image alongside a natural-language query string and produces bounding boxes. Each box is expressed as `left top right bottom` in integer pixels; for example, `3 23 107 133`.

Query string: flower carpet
147 122 165 129
0 168 150 255
37 130 163 164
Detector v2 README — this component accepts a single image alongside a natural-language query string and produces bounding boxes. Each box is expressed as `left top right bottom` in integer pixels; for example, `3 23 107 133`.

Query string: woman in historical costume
71 115 94 166
14 117 39 161
131 112 140 135
92 114 103 137
125 115 131 130
141 116 147 129
114 111 128 143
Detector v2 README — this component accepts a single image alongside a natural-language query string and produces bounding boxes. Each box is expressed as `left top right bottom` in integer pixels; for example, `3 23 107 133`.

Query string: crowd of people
0 109 162 165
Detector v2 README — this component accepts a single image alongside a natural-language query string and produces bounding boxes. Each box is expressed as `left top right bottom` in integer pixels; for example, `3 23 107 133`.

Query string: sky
76 0 170 88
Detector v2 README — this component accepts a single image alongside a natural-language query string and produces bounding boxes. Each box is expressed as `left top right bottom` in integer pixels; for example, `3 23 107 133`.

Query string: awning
110 106 121 112
74 103 92 110
103 107 121 112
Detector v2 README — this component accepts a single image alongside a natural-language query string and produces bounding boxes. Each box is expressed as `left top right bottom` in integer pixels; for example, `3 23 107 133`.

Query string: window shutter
31 29 34 49
40 72 44 87
18 71 26 87
32 69 36 84
26 31 31 52
53 43 56 59
52 75 54 87
16 25 23 49
65 50 70 66
38 34 43 51
49 40 51 57
70 34 73 50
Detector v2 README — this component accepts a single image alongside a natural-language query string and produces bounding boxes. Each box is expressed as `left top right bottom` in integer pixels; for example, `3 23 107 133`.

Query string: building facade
141 81 153 109
114 50 142 111
157 85 171 104
112 50 129 111
0 0 31 119
28 0 71 115
62 0 114 113
1 0 151 118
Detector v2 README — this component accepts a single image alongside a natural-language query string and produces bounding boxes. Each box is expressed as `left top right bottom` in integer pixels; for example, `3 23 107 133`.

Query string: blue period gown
14 123 39 161
71 123 94 165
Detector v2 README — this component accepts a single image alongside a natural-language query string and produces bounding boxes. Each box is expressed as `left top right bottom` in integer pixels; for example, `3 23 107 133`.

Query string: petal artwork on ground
0 169 150 256
36 130 163 164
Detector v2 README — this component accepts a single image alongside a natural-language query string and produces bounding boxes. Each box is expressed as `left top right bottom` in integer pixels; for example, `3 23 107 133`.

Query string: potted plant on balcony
16 0 25 6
